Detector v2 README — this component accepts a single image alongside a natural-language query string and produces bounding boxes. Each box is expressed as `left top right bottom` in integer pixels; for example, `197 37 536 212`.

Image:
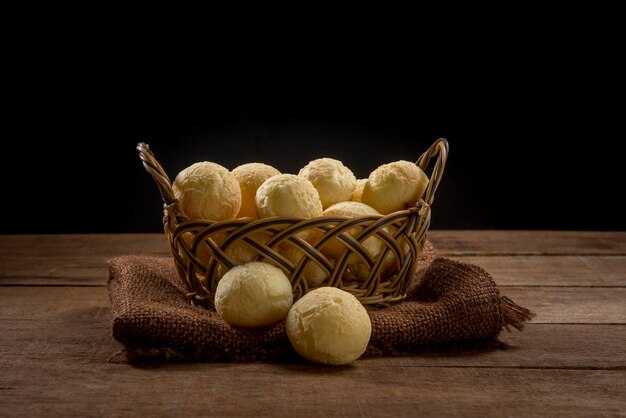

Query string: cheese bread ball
281 245 330 288
298 158 357 209
173 162 241 221
286 287 372 365
232 163 281 219
256 174 323 219
216 232 268 279
215 262 293 328
321 201 384 263
351 179 367 202
361 161 429 215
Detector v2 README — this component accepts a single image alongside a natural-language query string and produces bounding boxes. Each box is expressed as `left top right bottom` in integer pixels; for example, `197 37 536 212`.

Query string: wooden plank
0 256 107 285
1 285 624 326
1 286 624 416
451 255 626 287
1 231 624 417
0 361 624 417
2 285 624 325
1 287 624 369
373 324 626 370
429 230 626 255
2 285 624 324
0 234 170 257
0 287 110 320
2 233 626 287
502 287 626 324
1 231 625 262
2 254 624 288
3 313 624 370
0 234 171 286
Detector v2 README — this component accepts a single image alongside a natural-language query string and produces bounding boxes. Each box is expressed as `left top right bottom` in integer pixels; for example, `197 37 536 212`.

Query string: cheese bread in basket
137 138 448 309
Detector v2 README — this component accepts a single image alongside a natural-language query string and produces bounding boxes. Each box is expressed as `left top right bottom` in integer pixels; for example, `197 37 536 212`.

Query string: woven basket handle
415 138 448 206
136 143 177 206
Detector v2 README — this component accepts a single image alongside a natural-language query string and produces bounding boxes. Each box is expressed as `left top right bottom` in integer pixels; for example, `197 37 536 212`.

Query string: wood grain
2 232 626 287
501 287 626 324
3 312 624 370
0 234 170 257
1 231 625 417
3 254 624 287
1 287 624 369
452 255 626 287
0 256 108 285
429 230 626 255
1 230 625 260
2 284 625 324
1 363 624 417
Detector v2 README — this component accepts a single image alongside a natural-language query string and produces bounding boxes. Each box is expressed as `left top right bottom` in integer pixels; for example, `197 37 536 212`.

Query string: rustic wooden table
0 231 624 417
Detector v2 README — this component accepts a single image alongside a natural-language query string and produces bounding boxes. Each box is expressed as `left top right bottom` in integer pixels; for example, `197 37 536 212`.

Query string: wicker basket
137 138 448 309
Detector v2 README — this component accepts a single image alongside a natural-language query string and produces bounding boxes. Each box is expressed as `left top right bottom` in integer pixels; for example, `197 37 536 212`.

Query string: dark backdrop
1 4 624 233
1 86 622 233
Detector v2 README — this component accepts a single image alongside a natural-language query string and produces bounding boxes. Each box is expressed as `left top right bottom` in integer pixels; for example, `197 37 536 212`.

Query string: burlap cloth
107 241 534 362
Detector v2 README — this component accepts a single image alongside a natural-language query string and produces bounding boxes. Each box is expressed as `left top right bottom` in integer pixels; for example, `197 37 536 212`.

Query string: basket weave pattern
138 139 448 308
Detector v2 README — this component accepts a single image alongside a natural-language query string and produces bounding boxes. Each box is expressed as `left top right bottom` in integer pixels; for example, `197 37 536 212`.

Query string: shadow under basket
137 138 448 309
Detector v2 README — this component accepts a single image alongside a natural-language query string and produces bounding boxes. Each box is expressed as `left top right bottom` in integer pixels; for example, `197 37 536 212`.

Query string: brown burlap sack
107 242 534 362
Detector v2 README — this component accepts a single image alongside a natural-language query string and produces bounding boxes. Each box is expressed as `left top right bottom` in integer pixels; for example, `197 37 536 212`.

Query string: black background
2 22 623 233
2 93 622 233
